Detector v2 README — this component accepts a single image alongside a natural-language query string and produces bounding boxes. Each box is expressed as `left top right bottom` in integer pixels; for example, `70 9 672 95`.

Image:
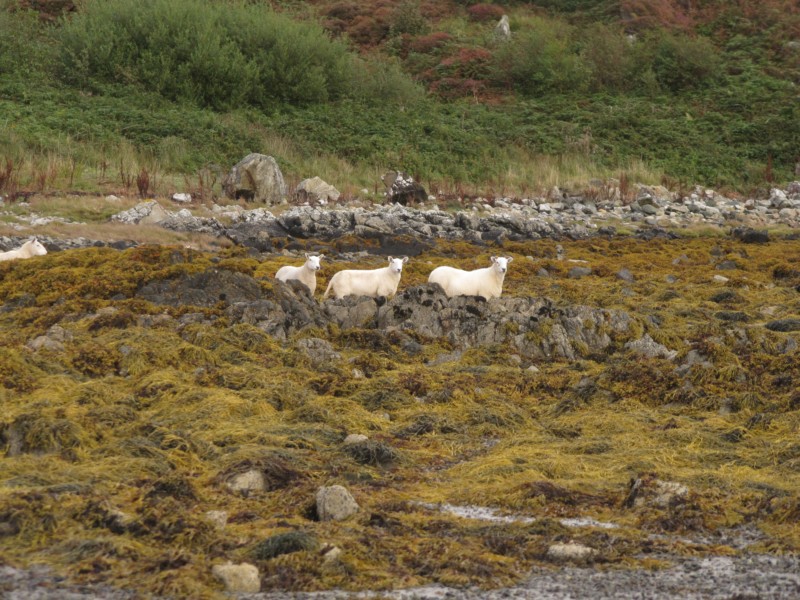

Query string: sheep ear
388 256 394 263
304 252 310 258
490 256 497 263
402 256 408 263
319 254 325 260
506 256 513 263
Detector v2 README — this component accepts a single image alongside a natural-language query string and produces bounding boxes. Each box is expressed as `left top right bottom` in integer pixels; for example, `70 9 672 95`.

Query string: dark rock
716 260 739 270
136 268 263 307
597 226 617 236
710 290 743 304
731 227 769 243
382 170 427 205
109 240 139 250
765 318 800 332
714 311 749 322
568 267 592 279
636 227 678 241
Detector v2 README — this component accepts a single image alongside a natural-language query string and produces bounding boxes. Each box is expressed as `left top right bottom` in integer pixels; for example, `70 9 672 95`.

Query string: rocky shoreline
2 182 800 255
5 552 800 599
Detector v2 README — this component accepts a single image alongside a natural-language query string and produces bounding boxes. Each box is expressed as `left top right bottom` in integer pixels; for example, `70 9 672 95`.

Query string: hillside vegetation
0 0 798 197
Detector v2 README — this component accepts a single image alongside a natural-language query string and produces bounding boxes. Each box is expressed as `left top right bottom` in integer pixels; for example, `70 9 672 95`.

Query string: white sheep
0 238 48 262
428 256 513 299
323 256 409 300
275 253 324 295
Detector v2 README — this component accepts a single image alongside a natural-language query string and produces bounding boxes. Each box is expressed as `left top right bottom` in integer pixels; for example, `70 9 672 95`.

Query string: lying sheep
428 256 513 299
0 238 48 262
324 256 408 300
275 253 324 295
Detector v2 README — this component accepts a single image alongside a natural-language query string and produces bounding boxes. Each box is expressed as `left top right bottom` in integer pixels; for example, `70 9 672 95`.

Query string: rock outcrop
136 267 641 361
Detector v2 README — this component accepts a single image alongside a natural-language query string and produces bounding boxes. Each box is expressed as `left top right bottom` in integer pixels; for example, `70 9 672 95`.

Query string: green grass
0 0 797 198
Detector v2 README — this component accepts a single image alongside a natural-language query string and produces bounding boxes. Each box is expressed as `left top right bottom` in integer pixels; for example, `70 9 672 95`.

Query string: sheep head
388 256 409 274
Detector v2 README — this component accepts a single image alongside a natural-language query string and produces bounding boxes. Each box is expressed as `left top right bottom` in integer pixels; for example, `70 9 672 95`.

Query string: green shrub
57 0 354 110
640 30 722 92
0 6 54 77
580 23 637 92
492 17 589 95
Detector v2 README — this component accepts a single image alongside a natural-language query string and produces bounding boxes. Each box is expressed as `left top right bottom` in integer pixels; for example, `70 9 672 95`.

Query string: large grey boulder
223 153 287 204
294 176 340 205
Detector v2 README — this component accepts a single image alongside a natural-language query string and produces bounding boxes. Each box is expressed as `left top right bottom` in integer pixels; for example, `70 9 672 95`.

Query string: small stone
616 268 635 282
343 434 369 446
716 260 738 270
227 470 266 493
546 542 597 563
206 510 228 529
322 546 343 563
172 193 192 203
211 562 260 594
568 266 592 279
625 334 677 360
316 485 359 521
713 275 729 283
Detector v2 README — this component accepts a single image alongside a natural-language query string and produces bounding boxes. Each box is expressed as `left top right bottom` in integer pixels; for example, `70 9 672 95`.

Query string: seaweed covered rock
376 285 635 360
136 268 263 307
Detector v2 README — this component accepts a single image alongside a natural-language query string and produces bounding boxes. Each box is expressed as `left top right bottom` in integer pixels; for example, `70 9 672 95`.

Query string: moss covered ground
1 233 799 598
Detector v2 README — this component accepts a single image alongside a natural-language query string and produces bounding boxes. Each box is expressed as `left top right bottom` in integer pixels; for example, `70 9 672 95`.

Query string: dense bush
57 0 356 110
492 18 589 95
0 7 53 77
643 30 722 92
580 23 638 92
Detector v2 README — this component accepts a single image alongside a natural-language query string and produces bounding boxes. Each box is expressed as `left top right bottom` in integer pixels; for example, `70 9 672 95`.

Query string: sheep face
305 253 324 271
388 256 409 274
28 239 48 257
491 256 513 274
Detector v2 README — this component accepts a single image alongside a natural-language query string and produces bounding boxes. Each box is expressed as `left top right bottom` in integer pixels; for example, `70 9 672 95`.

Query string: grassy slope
0 0 798 196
